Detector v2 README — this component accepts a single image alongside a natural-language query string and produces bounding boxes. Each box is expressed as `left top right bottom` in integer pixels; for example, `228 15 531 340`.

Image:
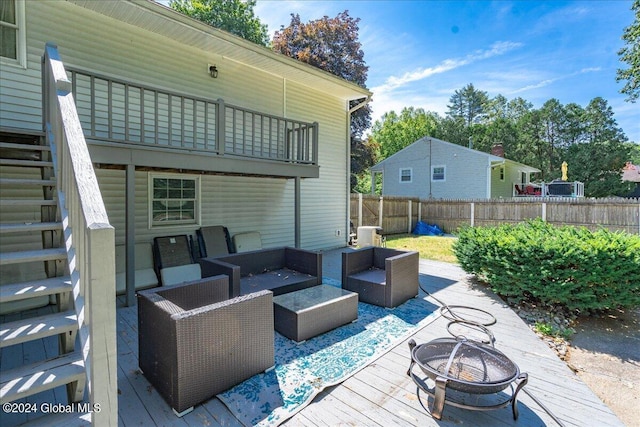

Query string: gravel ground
510 302 640 427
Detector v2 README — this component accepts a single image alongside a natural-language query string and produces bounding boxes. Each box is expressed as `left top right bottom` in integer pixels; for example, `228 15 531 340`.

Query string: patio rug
217 277 439 426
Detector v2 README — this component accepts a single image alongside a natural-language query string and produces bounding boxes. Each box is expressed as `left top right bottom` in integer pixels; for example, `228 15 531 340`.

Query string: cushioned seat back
232 231 262 253
197 226 232 258
160 263 202 287
153 235 193 272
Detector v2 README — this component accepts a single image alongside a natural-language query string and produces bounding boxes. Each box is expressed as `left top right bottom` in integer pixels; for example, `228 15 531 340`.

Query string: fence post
542 202 547 222
470 202 475 227
379 197 384 228
408 200 412 233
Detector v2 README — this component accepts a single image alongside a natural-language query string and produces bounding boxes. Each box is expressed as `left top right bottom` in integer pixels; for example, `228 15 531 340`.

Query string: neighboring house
370 137 540 199
0 0 370 423
622 161 640 198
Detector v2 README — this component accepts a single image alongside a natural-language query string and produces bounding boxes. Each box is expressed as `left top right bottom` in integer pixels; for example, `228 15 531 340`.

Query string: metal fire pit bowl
407 338 528 420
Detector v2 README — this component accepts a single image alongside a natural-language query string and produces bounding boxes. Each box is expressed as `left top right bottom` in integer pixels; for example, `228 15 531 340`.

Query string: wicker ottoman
273 284 358 342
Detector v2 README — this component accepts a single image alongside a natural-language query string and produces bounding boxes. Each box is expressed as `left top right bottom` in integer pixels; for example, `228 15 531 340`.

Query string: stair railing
42 42 117 425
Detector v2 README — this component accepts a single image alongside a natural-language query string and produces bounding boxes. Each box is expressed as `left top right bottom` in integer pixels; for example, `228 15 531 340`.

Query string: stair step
17 411 91 426
0 248 66 266
0 199 57 206
0 310 78 348
0 222 62 234
0 159 53 168
0 142 50 151
0 276 72 303
0 351 84 403
0 178 56 187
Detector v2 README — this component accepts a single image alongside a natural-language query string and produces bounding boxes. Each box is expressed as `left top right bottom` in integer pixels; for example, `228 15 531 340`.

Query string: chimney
491 143 504 158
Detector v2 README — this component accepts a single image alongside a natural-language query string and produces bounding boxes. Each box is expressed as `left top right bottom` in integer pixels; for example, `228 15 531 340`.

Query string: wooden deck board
113 252 623 427
2 249 624 427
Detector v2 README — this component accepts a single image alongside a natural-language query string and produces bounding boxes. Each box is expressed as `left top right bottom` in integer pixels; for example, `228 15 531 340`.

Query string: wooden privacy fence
350 193 640 235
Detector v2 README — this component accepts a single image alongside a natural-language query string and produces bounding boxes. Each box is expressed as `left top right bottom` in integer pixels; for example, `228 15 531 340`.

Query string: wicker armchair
137 275 274 415
342 247 419 308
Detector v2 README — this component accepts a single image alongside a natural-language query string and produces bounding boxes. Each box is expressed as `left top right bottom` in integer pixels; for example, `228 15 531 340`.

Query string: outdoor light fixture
209 64 218 78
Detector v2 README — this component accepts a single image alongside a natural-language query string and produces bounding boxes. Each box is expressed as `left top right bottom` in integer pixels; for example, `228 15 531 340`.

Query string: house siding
2 1 357 254
286 80 349 249
378 139 489 199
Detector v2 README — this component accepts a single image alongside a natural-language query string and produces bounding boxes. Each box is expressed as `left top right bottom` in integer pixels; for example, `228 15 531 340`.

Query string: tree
617 0 640 102
369 107 440 159
272 11 370 138
170 0 269 46
272 11 372 191
446 83 489 127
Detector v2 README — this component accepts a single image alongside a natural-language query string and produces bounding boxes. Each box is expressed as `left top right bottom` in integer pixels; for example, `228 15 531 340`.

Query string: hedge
452 219 640 312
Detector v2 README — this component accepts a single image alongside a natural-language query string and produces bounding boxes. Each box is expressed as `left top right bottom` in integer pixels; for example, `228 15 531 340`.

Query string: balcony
513 181 585 198
68 68 319 178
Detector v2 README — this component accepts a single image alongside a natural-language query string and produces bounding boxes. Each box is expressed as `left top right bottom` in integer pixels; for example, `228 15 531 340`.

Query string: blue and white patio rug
218 278 440 426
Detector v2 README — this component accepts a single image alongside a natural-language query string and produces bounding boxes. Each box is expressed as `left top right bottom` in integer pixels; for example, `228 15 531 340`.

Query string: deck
2 248 623 426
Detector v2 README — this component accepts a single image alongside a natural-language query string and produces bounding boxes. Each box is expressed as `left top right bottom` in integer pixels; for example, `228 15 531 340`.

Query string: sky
250 0 639 143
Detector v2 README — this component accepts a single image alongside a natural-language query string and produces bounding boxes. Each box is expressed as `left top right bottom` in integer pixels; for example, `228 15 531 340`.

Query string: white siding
380 139 489 199
286 80 349 249
96 168 298 250
2 1 361 252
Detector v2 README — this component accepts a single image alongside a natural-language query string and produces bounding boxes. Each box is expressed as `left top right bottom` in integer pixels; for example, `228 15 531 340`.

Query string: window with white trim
149 174 200 227
399 168 412 183
500 166 505 181
1 0 26 67
432 165 446 182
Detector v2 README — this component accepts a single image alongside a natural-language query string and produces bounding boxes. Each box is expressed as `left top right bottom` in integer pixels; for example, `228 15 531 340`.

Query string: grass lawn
384 234 458 264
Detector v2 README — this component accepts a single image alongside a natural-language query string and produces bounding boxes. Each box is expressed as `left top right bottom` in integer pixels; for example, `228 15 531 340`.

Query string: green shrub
453 219 640 312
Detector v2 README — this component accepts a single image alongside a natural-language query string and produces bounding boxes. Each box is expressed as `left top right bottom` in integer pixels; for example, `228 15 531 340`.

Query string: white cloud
371 41 522 95
509 67 601 95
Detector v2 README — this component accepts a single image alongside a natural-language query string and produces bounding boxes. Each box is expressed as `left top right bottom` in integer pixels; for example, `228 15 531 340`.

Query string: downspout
347 95 372 243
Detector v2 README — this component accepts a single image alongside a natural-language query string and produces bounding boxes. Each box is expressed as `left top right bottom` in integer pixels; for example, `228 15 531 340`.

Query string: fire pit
407 338 528 420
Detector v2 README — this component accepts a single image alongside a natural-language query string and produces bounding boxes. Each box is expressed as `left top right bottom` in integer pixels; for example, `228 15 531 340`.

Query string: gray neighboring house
370 136 540 199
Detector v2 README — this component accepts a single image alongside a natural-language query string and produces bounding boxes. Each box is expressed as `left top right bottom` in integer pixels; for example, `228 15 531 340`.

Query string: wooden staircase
0 133 89 426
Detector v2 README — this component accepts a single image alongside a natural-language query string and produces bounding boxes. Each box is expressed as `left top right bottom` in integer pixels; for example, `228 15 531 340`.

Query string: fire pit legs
432 376 447 420
407 339 529 421
512 373 528 420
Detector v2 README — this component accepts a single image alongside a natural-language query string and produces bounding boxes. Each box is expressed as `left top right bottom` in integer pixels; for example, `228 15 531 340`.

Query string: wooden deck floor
2 247 624 426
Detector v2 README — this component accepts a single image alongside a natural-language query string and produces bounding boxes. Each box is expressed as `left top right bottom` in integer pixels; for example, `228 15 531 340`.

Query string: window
521 171 527 184
432 165 446 182
500 166 505 181
149 174 200 227
399 168 412 183
1 0 26 67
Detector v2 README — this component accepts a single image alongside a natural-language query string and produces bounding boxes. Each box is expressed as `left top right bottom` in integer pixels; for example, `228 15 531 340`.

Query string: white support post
470 202 475 227
542 202 547 222
378 196 384 228
408 200 412 233
358 192 363 228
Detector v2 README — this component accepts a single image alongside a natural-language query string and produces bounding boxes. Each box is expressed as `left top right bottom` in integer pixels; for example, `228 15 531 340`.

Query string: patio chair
153 235 200 286
137 277 275 416
153 235 194 271
342 247 419 308
197 225 232 258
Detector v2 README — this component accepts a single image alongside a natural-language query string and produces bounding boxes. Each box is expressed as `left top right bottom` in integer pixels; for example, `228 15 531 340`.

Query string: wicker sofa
137 275 274 415
199 247 322 297
342 247 419 308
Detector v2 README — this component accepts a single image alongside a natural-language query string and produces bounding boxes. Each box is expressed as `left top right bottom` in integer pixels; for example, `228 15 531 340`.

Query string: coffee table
273 284 358 342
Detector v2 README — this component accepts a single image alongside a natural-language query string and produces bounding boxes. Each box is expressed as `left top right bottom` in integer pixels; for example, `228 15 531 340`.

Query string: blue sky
252 0 639 143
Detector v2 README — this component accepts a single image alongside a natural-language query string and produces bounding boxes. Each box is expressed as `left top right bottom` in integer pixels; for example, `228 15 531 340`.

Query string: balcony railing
68 69 319 165
513 181 584 198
